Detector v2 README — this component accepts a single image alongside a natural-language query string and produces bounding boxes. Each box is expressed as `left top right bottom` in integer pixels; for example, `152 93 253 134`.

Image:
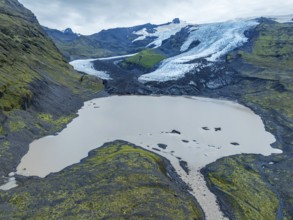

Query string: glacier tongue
69 54 137 80
139 20 258 82
69 59 111 80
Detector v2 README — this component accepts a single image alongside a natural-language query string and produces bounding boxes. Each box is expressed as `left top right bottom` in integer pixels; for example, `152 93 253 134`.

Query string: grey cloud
19 0 293 35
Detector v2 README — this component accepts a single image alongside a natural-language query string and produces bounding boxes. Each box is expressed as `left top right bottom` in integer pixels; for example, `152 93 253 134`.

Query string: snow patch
0 173 17 191
139 20 258 82
132 21 188 48
132 28 150 42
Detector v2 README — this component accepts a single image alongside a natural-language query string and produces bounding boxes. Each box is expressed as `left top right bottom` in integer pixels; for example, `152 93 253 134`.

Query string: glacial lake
16 96 281 220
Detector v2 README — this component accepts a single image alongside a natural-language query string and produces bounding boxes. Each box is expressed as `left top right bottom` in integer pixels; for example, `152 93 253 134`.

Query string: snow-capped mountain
46 15 293 94
44 18 188 60
67 18 259 81
45 15 292 61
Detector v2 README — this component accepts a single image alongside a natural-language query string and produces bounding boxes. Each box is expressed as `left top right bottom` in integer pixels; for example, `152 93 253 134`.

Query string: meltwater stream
16 96 281 220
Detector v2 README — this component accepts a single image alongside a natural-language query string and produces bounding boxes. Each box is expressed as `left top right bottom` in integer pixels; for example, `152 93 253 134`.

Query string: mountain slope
44 19 187 60
200 20 293 220
44 24 155 60
0 0 104 111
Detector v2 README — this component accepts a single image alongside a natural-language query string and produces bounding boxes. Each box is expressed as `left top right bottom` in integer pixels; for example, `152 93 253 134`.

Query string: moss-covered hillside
124 49 166 69
240 22 293 129
0 0 103 112
0 0 103 180
203 155 279 220
241 22 293 71
0 141 204 219
204 21 293 220
228 21 293 150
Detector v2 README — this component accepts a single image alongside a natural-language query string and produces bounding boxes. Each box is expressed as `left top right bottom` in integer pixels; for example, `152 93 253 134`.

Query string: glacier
69 58 111 80
69 54 137 80
139 19 258 82
132 21 188 48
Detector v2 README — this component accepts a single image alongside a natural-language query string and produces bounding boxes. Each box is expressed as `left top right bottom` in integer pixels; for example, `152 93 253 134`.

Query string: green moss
241 23 293 71
125 49 166 69
0 125 4 135
9 192 31 208
0 142 203 219
38 113 75 130
8 120 25 132
0 141 10 157
37 113 53 121
2 141 10 148
205 155 279 220
88 144 162 167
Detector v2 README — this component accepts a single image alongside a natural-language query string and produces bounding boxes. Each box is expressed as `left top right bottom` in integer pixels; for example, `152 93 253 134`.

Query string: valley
57 16 293 219
0 0 292 219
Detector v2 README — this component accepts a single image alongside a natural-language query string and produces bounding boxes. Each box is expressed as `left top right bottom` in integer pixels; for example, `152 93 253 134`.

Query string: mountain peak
172 18 180 24
63 28 74 34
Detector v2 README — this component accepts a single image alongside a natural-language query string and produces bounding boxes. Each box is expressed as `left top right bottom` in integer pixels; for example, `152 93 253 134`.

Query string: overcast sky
19 0 293 35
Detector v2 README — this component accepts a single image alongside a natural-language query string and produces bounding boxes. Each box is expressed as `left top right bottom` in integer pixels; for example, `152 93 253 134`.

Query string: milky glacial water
16 96 281 220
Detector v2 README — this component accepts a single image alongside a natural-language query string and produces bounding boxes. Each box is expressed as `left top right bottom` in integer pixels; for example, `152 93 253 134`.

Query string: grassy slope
125 49 165 69
205 22 293 220
0 141 204 219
